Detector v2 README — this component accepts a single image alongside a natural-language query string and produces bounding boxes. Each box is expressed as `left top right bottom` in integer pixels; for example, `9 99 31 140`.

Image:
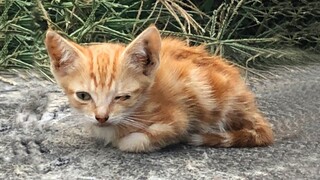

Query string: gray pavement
0 64 319 179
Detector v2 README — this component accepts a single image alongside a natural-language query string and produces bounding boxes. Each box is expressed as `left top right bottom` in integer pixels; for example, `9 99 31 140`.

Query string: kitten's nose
95 115 109 124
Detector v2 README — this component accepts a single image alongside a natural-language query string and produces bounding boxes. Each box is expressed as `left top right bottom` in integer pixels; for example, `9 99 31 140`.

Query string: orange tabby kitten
45 26 273 152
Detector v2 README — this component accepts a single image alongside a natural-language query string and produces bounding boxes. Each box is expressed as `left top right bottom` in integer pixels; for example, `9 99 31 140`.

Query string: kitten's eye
76 91 91 101
114 95 131 101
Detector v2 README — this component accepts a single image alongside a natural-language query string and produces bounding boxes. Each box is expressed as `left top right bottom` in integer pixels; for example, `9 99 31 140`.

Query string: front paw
117 132 153 153
90 125 116 145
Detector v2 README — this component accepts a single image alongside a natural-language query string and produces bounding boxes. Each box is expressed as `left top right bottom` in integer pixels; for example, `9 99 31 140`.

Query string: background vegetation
0 0 319 80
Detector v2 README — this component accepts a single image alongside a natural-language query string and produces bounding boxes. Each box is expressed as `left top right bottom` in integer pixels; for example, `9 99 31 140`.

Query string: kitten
45 26 273 152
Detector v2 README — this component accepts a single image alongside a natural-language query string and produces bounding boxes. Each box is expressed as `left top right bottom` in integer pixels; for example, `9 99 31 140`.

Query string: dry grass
0 0 319 79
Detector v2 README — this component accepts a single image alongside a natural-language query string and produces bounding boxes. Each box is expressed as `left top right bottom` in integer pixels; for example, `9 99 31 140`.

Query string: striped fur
45 26 273 152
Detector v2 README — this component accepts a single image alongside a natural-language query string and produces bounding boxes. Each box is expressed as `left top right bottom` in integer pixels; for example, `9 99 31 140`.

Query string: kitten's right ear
45 30 84 75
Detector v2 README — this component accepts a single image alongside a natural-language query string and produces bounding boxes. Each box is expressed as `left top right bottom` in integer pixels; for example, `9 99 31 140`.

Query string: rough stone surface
0 65 319 179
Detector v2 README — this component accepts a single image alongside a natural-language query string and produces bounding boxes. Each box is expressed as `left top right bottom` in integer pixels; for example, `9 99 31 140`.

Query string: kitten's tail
189 115 274 147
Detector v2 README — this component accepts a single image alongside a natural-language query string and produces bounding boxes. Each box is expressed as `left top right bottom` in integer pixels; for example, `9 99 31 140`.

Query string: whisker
116 123 127 130
114 112 154 118
121 119 149 131
127 114 150 117
111 114 152 122
125 116 154 123
129 111 158 116
128 114 157 118
120 121 143 130
123 119 147 128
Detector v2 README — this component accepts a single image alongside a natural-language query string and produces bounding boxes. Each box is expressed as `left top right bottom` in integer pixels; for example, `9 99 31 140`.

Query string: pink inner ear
134 53 148 63
45 31 79 70
46 32 65 61
123 27 161 76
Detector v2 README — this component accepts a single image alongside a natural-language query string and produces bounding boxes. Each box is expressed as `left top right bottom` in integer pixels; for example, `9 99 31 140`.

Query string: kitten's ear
123 26 161 76
45 30 84 75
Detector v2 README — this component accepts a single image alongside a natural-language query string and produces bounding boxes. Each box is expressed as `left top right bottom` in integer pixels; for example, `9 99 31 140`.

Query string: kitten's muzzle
95 115 109 124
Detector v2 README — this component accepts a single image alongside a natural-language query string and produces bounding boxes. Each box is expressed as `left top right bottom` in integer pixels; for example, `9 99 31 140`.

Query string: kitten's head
45 26 161 124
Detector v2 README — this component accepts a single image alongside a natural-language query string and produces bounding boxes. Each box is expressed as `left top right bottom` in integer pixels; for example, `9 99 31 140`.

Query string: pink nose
95 116 109 124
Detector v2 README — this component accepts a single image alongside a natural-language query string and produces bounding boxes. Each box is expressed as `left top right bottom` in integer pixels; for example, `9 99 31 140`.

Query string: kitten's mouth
95 122 113 127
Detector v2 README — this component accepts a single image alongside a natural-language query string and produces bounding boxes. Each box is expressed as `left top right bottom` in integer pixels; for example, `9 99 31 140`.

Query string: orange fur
45 26 273 152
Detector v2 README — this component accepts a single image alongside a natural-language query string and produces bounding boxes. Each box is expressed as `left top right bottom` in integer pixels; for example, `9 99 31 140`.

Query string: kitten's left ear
123 26 161 76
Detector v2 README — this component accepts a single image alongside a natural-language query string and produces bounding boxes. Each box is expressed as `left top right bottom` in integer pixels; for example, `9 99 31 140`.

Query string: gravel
0 65 319 179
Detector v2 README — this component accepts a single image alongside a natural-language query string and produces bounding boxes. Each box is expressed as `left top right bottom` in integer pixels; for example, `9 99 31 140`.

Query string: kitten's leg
189 114 274 147
117 132 153 152
117 115 187 152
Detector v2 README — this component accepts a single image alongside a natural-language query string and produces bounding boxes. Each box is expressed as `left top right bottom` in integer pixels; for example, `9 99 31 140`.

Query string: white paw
90 125 116 145
117 132 152 152
188 134 203 146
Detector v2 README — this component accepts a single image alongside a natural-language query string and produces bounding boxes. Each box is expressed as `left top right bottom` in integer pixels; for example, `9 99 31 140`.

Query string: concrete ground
0 65 319 179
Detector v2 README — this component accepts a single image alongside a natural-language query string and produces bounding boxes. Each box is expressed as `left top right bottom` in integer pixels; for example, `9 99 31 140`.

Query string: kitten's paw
117 132 153 152
90 125 116 145
188 134 204 146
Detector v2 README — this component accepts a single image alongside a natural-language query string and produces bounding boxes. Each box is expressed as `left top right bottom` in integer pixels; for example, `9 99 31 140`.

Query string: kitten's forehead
86 43 125 91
